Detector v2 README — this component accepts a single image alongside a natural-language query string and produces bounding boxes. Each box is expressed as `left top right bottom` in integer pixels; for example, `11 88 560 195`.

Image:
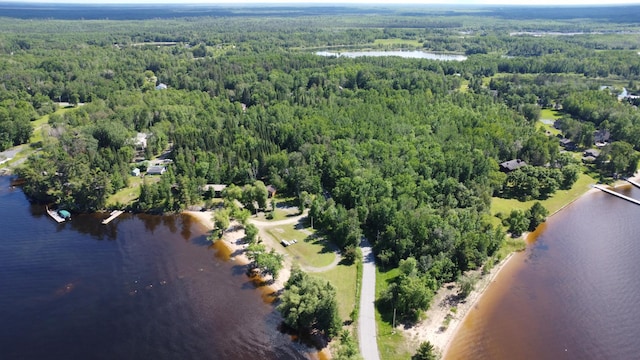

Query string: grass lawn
29 107 76 144
491 172 597 218
313 262 358 321
106 176 146 207
375 267 412 360
540 108 562 120
373 38 423 47
267 224 336 268
538 108 563 136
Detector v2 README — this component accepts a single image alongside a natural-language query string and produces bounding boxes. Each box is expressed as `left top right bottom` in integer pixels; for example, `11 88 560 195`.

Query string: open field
312 262 359 321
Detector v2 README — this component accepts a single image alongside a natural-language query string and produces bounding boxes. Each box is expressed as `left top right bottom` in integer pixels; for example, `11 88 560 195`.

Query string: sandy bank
183 210 292 296
402 251 516 357
404 172 637 357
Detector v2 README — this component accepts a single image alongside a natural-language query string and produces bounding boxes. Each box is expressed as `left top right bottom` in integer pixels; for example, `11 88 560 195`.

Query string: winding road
359 238 381 360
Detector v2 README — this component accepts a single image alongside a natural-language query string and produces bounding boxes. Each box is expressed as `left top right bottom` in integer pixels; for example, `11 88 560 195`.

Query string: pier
102 210 124 225
593 184 640 206
625 178 640 189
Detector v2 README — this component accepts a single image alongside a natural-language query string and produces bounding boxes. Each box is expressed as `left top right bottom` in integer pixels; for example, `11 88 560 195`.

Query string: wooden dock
102 210 124 225
625 178 640 189
593 184 640 206
46 208 66 223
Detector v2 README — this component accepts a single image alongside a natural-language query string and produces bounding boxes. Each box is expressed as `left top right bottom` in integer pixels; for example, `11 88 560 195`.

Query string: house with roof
202 184 227 198
559 138 577 151
155 83 168 90
500 159 527 173
594 129 611 146
147 166 166 175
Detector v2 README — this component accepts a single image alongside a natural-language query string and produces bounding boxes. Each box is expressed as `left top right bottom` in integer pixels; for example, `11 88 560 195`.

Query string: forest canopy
4 5 640 320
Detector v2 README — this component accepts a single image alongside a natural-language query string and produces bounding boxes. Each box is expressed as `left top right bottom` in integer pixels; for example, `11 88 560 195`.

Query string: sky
5 0 640 5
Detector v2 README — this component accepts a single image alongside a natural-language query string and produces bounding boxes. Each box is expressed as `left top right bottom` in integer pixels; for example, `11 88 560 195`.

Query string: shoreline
183 210 291 294
406 172 640 358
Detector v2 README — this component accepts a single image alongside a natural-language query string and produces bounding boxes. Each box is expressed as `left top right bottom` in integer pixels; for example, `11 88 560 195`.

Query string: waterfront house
202 184 227 198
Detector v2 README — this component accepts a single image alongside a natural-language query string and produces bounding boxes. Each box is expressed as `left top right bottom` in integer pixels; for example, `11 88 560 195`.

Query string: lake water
315 50 467 61
447 185 640 359
0 176 312 360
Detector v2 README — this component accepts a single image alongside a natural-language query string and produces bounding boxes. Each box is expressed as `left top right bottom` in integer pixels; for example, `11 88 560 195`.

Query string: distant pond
315 50 467 61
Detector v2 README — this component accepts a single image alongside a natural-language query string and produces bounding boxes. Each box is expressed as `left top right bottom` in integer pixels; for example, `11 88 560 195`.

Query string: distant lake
315 50 467 61
0 176 312 360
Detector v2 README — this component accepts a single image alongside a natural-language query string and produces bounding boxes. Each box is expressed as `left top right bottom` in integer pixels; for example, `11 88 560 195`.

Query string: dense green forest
3 4 640 337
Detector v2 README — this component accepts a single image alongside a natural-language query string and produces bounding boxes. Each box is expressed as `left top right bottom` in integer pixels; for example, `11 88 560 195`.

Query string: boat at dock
46 207 70 223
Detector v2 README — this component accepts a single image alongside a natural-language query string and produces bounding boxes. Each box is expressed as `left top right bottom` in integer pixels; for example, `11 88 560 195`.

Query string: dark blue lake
0 176 311 360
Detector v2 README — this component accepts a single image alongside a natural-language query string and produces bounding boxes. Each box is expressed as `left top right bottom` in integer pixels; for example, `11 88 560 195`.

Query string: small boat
46 207 70 223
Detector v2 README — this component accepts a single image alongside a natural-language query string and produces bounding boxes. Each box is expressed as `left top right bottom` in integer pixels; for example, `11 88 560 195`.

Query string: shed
499 159 527 173
155 83 168 90
266 185 277 198
131 168 141 177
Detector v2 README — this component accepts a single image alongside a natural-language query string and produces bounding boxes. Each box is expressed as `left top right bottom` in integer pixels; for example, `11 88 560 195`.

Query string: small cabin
266 185 277 198
131 168 141 177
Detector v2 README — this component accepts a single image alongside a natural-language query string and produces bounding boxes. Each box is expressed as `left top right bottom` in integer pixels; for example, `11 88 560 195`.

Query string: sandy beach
402 181 620 357
184 173 640 359
407 172 640 357
401 251 516 357
183 210 292 295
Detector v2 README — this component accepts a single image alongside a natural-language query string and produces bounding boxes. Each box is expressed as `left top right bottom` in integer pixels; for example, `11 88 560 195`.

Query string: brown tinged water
0 176 314 360
447 185 640 359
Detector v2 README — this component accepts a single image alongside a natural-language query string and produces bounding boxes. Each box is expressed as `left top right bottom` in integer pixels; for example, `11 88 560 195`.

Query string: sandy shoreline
183 210 290 296
405 173 640 358
184 173 640 359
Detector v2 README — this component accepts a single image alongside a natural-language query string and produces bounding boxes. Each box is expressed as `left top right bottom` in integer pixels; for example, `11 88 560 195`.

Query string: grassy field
267 224 336 268
313 262 359 321
373 38 423 47
106 176 144 207
29 106 76 144
375 267 412 360
538 109 563 135
491 172 597 218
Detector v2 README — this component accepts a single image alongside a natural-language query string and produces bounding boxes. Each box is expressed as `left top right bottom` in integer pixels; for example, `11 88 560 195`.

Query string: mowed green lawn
312 263 358 321
106 176 152 207
491 172 597 218
375 267 412 360
267 224 336 268
29 106 76 144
